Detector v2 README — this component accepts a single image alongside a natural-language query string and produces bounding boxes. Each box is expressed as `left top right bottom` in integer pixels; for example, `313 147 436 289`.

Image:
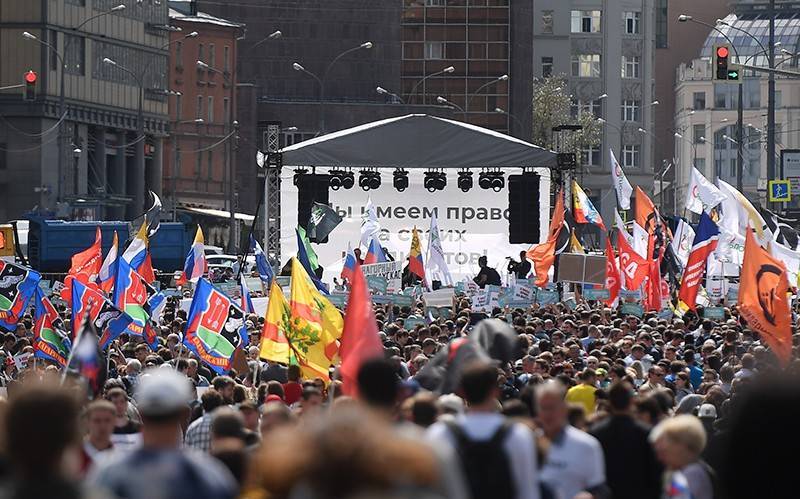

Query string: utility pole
767 0 777 209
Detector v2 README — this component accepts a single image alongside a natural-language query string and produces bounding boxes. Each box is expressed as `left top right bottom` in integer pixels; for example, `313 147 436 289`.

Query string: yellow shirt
566 383 597 415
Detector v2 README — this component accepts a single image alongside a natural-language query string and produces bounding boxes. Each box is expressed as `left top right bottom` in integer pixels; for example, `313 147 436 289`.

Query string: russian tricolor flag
122 220 156 283
364 236 386 265
98 230 118 293
177 226 206 286
572 180 606 230
341 243 357 282
240 274 255 314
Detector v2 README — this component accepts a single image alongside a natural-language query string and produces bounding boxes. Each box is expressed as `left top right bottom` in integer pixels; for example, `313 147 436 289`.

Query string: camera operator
507 250 532 279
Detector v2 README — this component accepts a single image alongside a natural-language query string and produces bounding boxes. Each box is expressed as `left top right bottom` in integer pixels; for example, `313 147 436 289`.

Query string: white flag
685 167 727 215
770 242 800 287
610 149 633 210
425 215 453 286
359 196 381 248
671 219 695 268
615 209 634 247
716 178 768 239
715 227 745 266
632 222 648 258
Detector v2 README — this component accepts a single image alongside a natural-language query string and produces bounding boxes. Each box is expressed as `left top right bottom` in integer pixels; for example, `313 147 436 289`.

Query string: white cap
438 394 465 414
135 369 193 417
697 403 717 419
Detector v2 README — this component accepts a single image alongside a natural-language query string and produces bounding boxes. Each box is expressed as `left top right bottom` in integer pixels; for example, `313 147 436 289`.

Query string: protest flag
177 226 206 286
526 188 565 287
339 262 383 397
260 281 292 364
425 214 453 286
240 274 255 314
686 167 727 215
112 257 160 350
308 202 343 243
572 180 606 230
98 231 119 293
360 196 381 248
604 238 620 308
617 229 649 290
122 219 155 283
71 278 134 350
60 227 102 302
610 148 633 210
67 311 103 394
739 229 793 365
408 227 425 280
341 242 357 282
0 261 41 332
32 287 71 367
182 278 249 374
364 235 387 264
251 235 274 287
677 213 719 310
296 227 328 294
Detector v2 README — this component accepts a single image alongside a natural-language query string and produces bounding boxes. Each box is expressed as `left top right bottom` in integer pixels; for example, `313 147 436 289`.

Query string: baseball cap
697 403 717 419
135 369 193 417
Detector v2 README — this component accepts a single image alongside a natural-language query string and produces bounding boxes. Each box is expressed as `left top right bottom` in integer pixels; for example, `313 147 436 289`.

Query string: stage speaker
508 173 541 244
296 174 331 242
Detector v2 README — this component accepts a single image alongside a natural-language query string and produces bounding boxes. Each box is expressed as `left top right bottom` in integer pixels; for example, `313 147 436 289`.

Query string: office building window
223 46 230 72
571 10 602 33
656 0 668 48
223 97 229 124
695 158 706 176
729 160 736 178
542 10 554 34
542 57 553 78
49 30 59 71
196 95 203 119
425 0 445 5
208 151 213 179
176 94 182 120
64 34 85 75
176 41 183 68
745 79 760 108
424 41 444 60
775 123 783 145
581 145 601 166
198 44 204 65
749 129 761 150
714 86 729 108
622 100 640 122
571 54 601 77
208 96 214 123
622 145 640 168
622 56 640 78
624 11 641 34
693 91 705 110
693 124 705 144
209 43 215 68
571 99 602 119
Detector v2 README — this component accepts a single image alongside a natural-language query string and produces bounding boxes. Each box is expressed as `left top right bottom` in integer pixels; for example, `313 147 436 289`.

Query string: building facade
652 0 730 212
400 0 534 139
673 8 800 211
531 0 657 222
0 0 170 221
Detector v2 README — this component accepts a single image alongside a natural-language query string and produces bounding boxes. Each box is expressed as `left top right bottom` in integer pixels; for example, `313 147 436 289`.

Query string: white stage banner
280 169 551 283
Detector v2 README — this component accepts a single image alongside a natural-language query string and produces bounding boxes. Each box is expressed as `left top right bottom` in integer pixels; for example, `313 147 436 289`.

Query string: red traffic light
24 70 37 84
716 46 729 59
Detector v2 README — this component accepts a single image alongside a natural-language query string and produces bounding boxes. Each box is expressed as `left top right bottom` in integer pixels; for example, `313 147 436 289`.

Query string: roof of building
168 8 243 28
700 13 800 68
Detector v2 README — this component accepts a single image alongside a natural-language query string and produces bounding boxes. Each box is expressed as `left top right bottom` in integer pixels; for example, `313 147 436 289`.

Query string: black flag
308 202 342 243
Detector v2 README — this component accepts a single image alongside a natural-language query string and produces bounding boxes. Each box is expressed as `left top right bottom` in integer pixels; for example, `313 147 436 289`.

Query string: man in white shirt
537 380 609 499
81 400 117 475
427 361 540 499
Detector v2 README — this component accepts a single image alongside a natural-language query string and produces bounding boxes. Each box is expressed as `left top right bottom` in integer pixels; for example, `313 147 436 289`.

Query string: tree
530 75 602 168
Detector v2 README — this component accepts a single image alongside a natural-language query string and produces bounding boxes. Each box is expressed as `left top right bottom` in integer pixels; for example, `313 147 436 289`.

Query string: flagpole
60 327 84 385
236 177 266 281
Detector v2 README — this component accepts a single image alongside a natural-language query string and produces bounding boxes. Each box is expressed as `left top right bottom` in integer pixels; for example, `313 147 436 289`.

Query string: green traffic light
727 70 739 80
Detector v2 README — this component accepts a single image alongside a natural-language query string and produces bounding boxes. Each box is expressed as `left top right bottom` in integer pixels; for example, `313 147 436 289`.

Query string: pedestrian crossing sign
768 180 792 202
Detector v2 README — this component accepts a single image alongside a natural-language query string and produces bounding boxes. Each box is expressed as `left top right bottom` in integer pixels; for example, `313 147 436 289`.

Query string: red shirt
282 381 303 405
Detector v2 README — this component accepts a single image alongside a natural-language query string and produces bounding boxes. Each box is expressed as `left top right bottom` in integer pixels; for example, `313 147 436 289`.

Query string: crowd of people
0 277 797 499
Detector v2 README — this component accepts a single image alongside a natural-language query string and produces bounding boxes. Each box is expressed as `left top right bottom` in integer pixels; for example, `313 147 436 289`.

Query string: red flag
604 238 620 307
60 227 103 302
617 229 649 290
339 263 384 397
644 256 663 311
677 213 719 310
526 188 565 287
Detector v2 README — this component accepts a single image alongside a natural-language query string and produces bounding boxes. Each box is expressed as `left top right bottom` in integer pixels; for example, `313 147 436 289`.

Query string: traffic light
713 45 740 82
23 70 37 101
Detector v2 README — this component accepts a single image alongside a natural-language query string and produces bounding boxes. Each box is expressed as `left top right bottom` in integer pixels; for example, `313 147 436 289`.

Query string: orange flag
739 230 793 365
526 188 565 287
60 227 103 303
635 187 657 233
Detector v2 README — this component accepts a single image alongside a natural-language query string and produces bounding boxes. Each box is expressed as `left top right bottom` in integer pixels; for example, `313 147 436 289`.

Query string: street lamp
376 86 405 104
465 74 509 115
250 30 282 50
495 107 523 131
436 96 464 113
408 65 455 104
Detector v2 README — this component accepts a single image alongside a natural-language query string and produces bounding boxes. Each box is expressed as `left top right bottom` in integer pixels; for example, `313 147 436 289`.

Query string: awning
182 207 255 222
281 114 557 169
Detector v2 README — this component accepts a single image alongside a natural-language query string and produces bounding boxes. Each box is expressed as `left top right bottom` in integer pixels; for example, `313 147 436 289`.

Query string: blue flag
250 234 274 287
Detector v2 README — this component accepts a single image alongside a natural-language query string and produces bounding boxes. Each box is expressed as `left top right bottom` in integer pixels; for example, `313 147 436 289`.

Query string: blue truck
25 218 189 274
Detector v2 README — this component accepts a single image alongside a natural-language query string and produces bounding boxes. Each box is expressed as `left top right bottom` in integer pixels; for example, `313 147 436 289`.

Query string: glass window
695 158 706 177
571 10 602 33
542 56 553 78
426 0 445 5
714 86 728 108
622 56 640 78
224 46 230 72
196 95 203 119
198 43 204 64
571 54 601 77
542 10 554 35
693 91 706 110
745 79 760 108
693 124 705 144
64 34 85 75
195 151 202 176
622 100 640 122
581 145 601 166
656 0 668 48
49 30 59 72
729 160 736 177
572 99 602 119
624 11 640 34
223 97 229 124
424 41 444 60
208 96 214 123
622 145 640 168
176 41 183 68
208 151 213 179
176 94 182 120
775 89 782 108
209 43 215 68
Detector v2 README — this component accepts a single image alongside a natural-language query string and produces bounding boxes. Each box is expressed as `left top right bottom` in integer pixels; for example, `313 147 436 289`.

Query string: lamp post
465 74 509 115
436 96 464 113
495 107 523 132
21 4 126 206
292 41 373 134
408 65 455 104
678 14 745 193
248 30 282 51
376 86 404 104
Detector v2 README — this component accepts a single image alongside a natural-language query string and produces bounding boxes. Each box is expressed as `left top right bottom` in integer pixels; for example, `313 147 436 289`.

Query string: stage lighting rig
328 168 355 190
293 168 308 186
393 168 409 192
478 168 505 192
424 169 447 192
359 168 381 191
457 169 473 192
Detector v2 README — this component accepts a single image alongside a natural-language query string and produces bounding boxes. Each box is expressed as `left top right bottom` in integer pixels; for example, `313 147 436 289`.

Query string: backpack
444 420 515 499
